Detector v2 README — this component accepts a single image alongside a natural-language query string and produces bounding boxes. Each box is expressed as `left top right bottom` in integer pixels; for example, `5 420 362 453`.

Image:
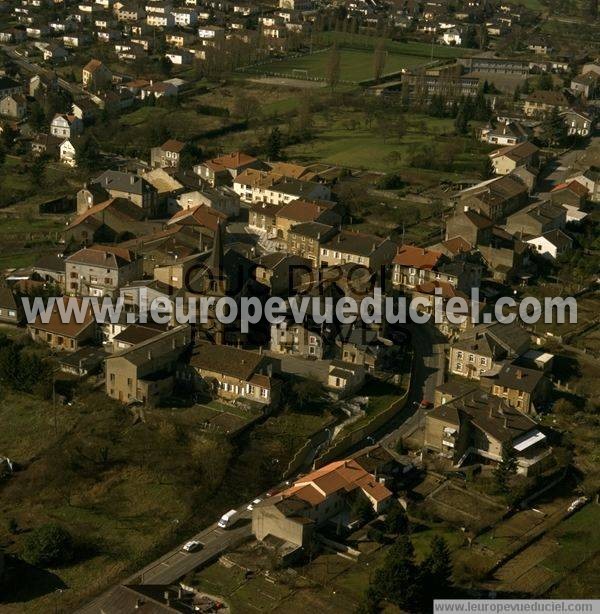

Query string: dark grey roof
289 221 335 240
93 170 156 196
33 254 65 274
322 230 389 257
0 76 21 91
486 361 546 394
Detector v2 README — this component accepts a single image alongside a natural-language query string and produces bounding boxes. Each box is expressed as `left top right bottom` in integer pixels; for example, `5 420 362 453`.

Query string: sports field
246 48 429 83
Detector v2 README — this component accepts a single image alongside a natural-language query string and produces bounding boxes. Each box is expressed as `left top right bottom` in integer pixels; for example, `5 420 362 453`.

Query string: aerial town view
0 0 599 611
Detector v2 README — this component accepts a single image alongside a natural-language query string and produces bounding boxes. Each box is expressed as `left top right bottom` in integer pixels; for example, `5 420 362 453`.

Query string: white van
217 509 237 529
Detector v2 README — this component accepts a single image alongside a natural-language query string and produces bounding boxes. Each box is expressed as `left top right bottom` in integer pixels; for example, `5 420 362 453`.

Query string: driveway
266 351 331 382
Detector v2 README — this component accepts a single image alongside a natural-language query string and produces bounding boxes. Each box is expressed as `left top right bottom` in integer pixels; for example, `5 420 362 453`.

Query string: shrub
23 524 74 567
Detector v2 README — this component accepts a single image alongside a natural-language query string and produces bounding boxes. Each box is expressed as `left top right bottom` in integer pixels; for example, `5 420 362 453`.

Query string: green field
317 32 470 59
246 48 429 83
284 110 486 175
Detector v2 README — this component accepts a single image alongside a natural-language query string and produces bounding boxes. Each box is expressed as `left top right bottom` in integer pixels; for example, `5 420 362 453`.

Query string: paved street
78 508 254 612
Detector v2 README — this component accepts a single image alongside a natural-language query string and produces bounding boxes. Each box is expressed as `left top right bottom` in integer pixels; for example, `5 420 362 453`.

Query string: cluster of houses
1 132 591 481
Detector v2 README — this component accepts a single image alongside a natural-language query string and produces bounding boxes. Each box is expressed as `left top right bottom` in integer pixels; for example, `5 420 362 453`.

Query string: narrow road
2 44 91 99
77 509 253 612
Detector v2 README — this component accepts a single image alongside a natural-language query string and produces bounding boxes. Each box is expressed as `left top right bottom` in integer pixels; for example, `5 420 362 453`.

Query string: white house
60 139 77 167
170 7 197 25
442 28 462 45
50 113 83 139
526 229 572 260
147 12 174 26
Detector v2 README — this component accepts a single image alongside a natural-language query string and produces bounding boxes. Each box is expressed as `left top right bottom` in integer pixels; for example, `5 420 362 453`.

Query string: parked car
246 498 262 511
567 496 588 513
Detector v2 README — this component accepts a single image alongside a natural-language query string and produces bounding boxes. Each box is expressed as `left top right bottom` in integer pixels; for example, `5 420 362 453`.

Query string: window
456 351 463 359
480 357 487 365
261 388 269 398
468 354 475 362
456 362 463 371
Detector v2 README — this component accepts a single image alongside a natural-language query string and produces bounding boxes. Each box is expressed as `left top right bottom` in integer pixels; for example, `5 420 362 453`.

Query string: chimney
130 175 135 185
489 406 493 418
516 369 523 379
163 591 170 607
503 416 508 429
463 205 469 212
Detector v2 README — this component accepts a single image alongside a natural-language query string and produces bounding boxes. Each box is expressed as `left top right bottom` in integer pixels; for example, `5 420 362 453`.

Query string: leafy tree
291 377 322 410
326 44 341 91
420 536 453 599
373 536 422 611
481 156 495 179
454 108 468 134
352 496 375 525
30 155 48 187
76 135 101 171
23 524 74 567
377 172 404 189
373 39 387 83
159 56 172 77
0 123 17 150
494 442 517 494
265 126 282 160
540 107 568 147
537 71 554 91
478 25 489 50
463 26 477 48
179 143 203 170
385 501 409 535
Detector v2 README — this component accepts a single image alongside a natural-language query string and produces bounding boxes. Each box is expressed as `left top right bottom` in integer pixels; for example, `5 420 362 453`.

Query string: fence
283 416 337 479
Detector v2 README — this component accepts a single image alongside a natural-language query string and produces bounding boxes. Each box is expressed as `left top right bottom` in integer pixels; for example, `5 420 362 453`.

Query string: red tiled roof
551 180 588 197
167 205 226 232
393 244 443 269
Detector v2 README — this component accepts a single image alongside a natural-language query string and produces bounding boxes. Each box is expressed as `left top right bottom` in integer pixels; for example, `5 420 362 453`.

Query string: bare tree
373 39 387 83
326 44 341 91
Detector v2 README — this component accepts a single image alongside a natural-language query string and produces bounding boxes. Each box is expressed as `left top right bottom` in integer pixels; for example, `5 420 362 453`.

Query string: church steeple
208 219 224 273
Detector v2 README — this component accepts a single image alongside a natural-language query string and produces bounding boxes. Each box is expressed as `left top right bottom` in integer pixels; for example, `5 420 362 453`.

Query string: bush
376 172 404 190
23 524 74 567
367 527 386 543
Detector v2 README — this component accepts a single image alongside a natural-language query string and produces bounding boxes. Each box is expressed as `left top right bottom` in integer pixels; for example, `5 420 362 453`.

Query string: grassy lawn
284 110 486 175
500 0 543 9
247 48 429 83
543 504 600 573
